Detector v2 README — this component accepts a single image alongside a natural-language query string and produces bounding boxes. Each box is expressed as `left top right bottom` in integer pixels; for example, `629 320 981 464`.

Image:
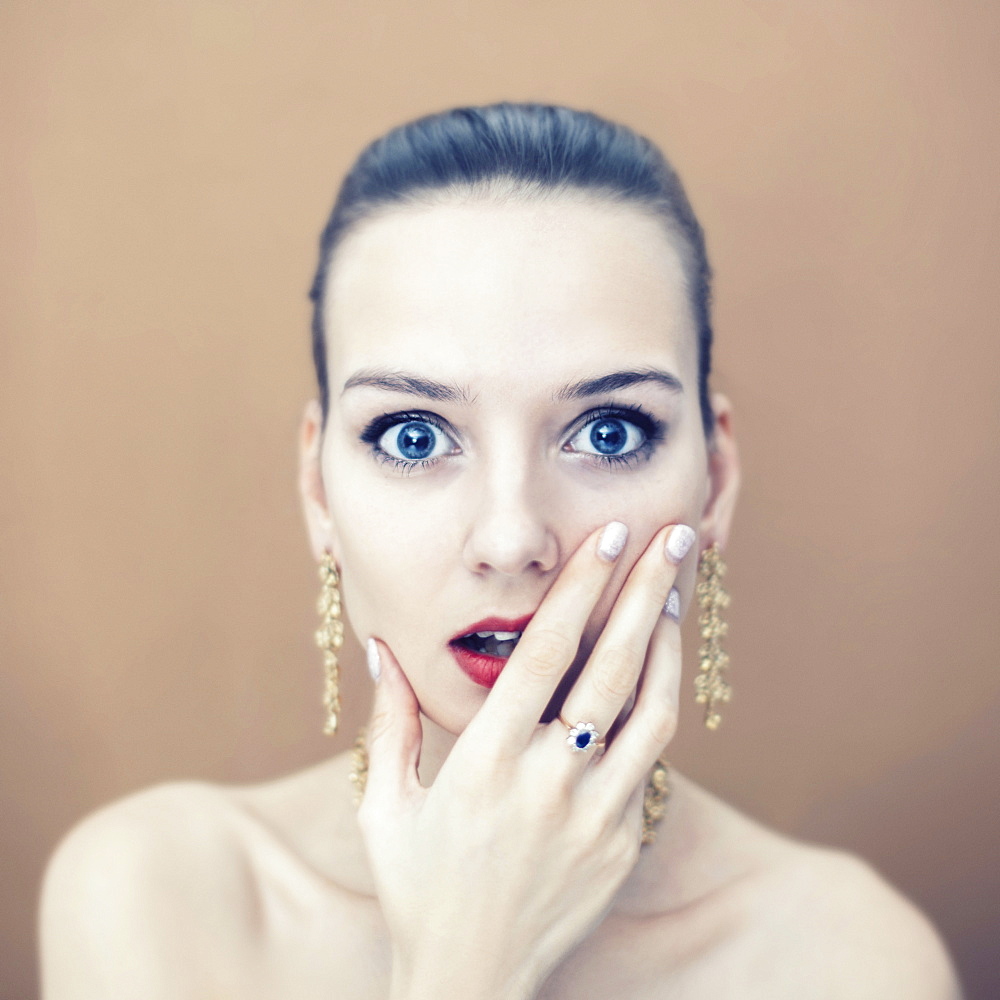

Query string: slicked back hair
309 103 715 438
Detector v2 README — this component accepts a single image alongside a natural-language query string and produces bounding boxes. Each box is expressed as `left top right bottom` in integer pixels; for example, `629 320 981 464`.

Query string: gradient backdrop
2 2 998 997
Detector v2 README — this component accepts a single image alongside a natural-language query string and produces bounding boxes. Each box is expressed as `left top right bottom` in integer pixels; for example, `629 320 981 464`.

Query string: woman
40 103 961 999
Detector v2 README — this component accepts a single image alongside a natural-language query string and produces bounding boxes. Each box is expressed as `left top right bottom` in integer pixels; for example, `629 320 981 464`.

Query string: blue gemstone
575 732 592 749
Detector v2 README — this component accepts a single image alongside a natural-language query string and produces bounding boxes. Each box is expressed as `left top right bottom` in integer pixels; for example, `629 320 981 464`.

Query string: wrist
388 954 538 1000
389 981 535 1000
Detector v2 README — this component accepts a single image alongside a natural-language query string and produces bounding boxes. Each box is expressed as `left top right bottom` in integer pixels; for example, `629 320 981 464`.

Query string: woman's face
302 195 737 734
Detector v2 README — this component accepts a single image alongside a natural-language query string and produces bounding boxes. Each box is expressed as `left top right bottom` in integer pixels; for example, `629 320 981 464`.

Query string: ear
697 392 741 550
298 399 339 562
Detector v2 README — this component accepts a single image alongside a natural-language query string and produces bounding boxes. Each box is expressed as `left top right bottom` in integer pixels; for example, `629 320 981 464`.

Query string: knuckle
592 645 639 702
367 706 393 745
642 702 678 747
523 627 575 678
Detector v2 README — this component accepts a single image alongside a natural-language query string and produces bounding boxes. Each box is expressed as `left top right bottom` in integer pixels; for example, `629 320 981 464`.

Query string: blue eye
567 414 648 458
589 418 630 454
375 419 457 464
361 405 661 474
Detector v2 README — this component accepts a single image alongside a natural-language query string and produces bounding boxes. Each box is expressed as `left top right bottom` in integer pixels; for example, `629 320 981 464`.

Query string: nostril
461 476 561 576
463 521 560 577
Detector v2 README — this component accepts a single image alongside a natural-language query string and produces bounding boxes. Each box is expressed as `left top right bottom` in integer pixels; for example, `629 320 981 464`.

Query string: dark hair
309 102 716 438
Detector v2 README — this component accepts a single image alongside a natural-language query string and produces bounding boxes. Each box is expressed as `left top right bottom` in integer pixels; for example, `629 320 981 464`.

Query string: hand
358 521 693 1000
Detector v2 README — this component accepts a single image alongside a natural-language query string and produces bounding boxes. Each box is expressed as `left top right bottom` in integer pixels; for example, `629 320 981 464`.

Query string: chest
241 887 391 999
232 894 748 1000
229 866 812 1000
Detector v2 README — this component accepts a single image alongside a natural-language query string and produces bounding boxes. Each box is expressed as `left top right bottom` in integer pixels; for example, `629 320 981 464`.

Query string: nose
462 465 560 577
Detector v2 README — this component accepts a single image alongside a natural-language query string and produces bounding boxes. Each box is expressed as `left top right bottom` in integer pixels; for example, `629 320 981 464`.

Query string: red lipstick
449 614 534 688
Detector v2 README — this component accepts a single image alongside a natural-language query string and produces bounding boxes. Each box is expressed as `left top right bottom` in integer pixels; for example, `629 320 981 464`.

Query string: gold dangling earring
315 551 344 735
694 542 731 730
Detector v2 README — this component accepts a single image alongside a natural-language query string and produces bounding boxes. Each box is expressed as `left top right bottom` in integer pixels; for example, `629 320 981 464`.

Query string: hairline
318 181 702 347
326 179 698 273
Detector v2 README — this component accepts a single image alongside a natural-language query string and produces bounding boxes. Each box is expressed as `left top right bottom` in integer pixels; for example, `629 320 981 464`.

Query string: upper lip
449 614 535 643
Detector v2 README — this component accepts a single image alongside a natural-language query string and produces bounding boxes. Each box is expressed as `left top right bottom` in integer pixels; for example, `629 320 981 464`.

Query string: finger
471 521 629 746
594 599 683 809
558 524 693 743
622 777 645 844
358 638 423 820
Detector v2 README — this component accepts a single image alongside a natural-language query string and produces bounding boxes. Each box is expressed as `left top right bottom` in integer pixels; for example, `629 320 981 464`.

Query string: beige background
2 1 998 997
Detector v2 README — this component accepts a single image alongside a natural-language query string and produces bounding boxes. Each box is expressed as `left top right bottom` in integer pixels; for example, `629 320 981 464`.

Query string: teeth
459 629 524 659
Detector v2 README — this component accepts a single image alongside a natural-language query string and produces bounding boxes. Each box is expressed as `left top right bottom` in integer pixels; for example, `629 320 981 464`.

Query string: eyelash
566 404 664 469
358 405 666 473
359 410 453 475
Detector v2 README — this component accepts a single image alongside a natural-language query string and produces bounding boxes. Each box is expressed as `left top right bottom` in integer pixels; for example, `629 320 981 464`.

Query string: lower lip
449 643 510 688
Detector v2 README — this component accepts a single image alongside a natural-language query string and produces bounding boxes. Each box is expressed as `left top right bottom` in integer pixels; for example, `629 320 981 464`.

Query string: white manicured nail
665 524 696 564
664 587 681 621
597 521 628 562
366 638 381 683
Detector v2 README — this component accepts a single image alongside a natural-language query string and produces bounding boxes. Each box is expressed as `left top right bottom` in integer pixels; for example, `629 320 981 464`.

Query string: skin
39 195 962 999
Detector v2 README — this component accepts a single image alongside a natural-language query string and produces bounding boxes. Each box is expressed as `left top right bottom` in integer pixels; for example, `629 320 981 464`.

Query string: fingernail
597 521 629 562
664 587 681 621
366 637 381 683
665 524 696 564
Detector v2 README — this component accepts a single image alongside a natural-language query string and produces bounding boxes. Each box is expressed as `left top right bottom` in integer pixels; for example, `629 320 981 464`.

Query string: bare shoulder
732 826 963 999
641 777 963 1000
40 781 258 998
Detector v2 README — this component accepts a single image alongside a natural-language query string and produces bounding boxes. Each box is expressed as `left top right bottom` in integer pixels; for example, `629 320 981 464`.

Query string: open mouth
449 614 533 687
451 629 523 659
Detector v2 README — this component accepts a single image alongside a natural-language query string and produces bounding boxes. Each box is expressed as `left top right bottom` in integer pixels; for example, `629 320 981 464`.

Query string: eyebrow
341 369 472 403
554 368 684 400
340 366 684 403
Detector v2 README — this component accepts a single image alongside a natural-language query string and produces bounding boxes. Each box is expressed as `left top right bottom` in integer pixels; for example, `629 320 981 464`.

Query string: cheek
608 452 705 535
325 473 454 624
578 458 707 635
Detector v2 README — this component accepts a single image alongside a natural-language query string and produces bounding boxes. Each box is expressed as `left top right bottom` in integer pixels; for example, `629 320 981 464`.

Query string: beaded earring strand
694 543 731 730
315 552 345 736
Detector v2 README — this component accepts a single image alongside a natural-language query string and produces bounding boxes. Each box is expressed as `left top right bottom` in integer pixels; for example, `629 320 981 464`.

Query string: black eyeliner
359 402 667 473
579 403 665 446
359 409 452 445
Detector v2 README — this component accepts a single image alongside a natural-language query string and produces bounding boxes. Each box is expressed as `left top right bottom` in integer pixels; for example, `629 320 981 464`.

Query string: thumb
361 637 422 812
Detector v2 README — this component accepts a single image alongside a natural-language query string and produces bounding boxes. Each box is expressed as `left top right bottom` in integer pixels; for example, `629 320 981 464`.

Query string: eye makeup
358 409 460 474
561 403 666 469
356 400 668 474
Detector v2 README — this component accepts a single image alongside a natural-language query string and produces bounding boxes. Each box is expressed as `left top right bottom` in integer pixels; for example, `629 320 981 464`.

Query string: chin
405 660 489 736
415 697 480 738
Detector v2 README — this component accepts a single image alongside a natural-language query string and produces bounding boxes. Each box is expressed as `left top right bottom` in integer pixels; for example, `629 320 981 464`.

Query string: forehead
323 195 697 389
